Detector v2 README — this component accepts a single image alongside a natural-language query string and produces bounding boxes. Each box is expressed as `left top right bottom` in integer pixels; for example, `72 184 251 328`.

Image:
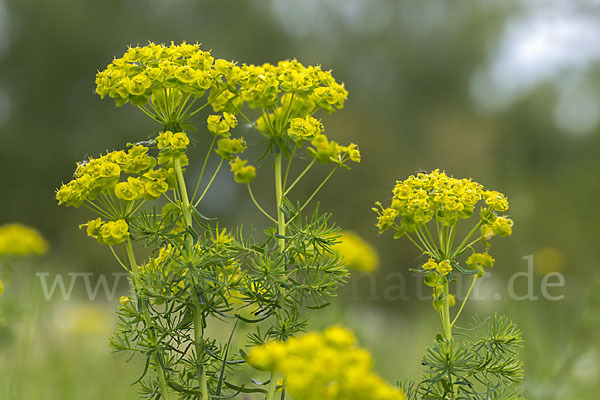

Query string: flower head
333 231 379 272
247 326 405 400
0 223 48 256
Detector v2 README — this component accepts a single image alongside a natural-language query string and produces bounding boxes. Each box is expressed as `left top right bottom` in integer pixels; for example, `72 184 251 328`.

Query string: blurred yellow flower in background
333 231 379 272
0 223 48 257
534 247 566 275
247 325 405 400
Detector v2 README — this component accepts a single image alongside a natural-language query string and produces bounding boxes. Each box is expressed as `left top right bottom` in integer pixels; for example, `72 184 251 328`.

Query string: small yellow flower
99 219 130 245
492 216 513 236
229 157 256 184
216 137 247 160
422 258 438 270
436 260 452 276
119 296 131 306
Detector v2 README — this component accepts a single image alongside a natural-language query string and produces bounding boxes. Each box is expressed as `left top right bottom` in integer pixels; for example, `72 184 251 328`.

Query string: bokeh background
1 0 599 399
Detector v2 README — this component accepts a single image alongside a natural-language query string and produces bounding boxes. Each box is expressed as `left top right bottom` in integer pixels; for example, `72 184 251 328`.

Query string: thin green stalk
282 147 296 190
283 159 315 197
136 105 164 124
194 158 223 208
274 153 286 250
125 241 172 400
437 222 445 257
265 154 286 400
446 224 457 257
178 96 198 121
433 286 445 333
173 158 193 251
83 201 113 220
175 93 192 120
239 111 262 134
191 135 217 202
451 220 483 258
442 281 452 340
193 297 209 400
404 233 426 254
266 373 280 400
261 109 278 136
108 245 129 271
294 166 337 217
174 158 209 400
451 276 477 327
185 99 216 119
248 184 278 224
415 228 437 258
423 224 439 256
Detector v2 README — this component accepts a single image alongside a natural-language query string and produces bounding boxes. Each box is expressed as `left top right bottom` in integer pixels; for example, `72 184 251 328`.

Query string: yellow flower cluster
156 130 190 166
207 113 237 137
287 115 323 144
56 143 176 208
333 231 379 272
308 135 361 167
374 170 513 234
422 258 452 276
216 137 247 160
248 326 405 400
229 157 256 184
484 215 514 237
0 223 48 256
95 42 216 107
81 218 130 245
227 59 348 115
466 252 495 278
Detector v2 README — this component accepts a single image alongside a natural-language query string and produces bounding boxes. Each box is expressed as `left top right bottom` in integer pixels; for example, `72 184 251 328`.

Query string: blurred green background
1 0 599 399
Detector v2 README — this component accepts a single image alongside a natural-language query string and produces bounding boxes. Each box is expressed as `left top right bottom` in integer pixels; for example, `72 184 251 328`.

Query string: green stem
423 224 439 257
194 301 209 400
192 135 217 202
265 154 286 400
248 184 278 224
173 158 193 246
451 220 483 258
282 147 297 190
293 166 338 218
239 112 260 133
174 158 209 399
415 228 437 258
125 241 172 400
108 245 129 271
451 276 477 327
442 281 452 340
446 224 457 257
283 159 315 197
274 153 286 251
266 372 280 400
404 233 426 254
194 158 223 208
